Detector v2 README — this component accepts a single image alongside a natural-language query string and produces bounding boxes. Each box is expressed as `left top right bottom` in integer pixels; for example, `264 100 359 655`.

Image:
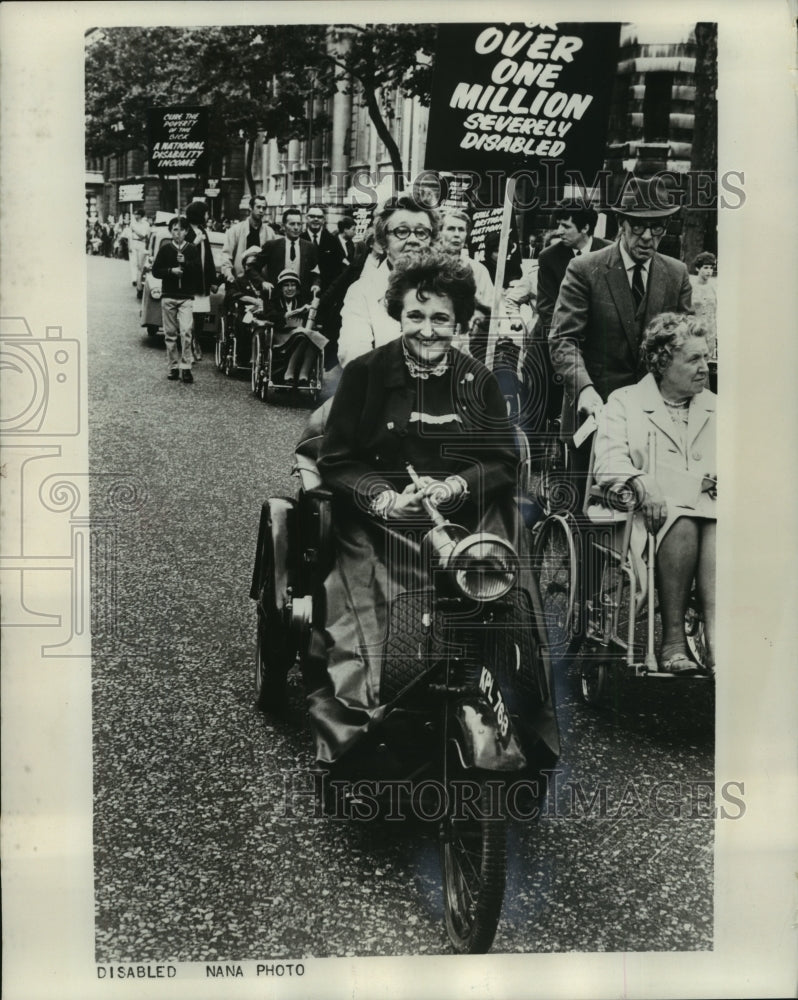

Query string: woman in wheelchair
262 269 326 387
304 250 559 764
590 313 716 674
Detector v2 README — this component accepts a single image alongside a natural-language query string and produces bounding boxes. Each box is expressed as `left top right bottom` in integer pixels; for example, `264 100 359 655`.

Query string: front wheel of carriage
440 775 507 954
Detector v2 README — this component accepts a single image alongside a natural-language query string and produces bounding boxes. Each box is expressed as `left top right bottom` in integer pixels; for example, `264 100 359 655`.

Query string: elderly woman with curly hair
591 313 717 673
303 249 559 764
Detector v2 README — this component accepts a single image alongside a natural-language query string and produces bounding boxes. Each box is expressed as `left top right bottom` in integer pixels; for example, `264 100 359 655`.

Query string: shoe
181 370 194 384
297 376 309 387
284 375 296 387
661 653 696 675
167 369 180 381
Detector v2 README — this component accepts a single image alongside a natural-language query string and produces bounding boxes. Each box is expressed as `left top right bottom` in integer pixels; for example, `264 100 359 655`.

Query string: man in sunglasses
337 194 439 367
549 176 692 443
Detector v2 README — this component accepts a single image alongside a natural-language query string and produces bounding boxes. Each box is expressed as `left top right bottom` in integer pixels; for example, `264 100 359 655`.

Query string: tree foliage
86 25 330 184
322 24 437 178
85 23 438 185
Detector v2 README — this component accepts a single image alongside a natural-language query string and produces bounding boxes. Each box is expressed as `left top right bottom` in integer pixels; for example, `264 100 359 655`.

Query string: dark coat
535 236 610 337
300 227 339 287
151 241 201 299
549 241 693 434
307 337 559 764
318 339 519 514
257 237 319 294
187 228 218 297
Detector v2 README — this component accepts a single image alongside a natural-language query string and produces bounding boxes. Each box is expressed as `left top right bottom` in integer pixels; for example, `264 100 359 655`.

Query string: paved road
90 255 715 961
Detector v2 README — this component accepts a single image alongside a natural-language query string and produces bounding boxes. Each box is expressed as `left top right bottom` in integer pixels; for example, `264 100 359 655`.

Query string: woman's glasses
387 225 433 241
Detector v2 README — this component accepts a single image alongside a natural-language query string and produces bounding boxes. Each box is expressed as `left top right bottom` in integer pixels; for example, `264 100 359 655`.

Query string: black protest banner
425 23 621 176
146 107 209 175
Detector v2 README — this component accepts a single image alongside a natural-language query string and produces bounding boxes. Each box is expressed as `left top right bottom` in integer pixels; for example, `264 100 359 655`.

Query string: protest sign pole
485 175 516 371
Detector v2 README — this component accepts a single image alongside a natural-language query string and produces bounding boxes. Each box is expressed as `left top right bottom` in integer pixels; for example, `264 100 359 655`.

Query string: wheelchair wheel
533 513 577 653
579 660 610 706
255 611 295 713
214 317 226 371
441 777 507 954
254 508 298 713
250 333 261 397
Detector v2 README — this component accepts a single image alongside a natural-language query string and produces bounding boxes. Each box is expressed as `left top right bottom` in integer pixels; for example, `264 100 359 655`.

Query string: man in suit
509 201 610 433
219 195 277 284
300 204 338 289
329 216 362 279
549 177 693 440
509 201 610 335
257 207 319 296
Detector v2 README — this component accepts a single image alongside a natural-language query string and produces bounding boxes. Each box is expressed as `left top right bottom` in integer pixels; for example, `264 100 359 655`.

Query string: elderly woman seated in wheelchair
588 312 716 674
261 269 326 390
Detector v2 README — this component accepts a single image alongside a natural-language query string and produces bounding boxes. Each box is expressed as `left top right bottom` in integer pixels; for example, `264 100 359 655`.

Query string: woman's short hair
641 312 709 380
441 207 472 232
373 195 439 250
384 249 476 329
694 251 716 271
185 200 207 225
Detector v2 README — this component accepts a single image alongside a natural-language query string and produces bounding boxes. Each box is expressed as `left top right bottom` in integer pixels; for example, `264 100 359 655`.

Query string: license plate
478 665 510 740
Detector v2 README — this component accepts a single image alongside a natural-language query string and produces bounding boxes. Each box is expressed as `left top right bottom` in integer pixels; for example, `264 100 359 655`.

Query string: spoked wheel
251 333 261 396
533 513 578 653
441 780 507 954
223 336 236 376
214 317 227 370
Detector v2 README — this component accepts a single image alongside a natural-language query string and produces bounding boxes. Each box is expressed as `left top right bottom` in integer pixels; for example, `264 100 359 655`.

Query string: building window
643 72 673 142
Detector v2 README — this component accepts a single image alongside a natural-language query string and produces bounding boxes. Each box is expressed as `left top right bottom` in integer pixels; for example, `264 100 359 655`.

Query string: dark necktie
313 233 319 246
290 240 296 262
632 263 645 311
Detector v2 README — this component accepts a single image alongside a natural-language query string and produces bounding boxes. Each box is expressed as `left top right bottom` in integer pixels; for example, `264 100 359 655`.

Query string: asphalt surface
90 255 715 961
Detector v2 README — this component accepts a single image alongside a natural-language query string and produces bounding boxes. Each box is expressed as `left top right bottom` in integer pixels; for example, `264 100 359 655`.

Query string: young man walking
152 216 199 383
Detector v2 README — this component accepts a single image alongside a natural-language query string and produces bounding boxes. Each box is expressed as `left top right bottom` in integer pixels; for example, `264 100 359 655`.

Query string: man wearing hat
549 175 693 440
